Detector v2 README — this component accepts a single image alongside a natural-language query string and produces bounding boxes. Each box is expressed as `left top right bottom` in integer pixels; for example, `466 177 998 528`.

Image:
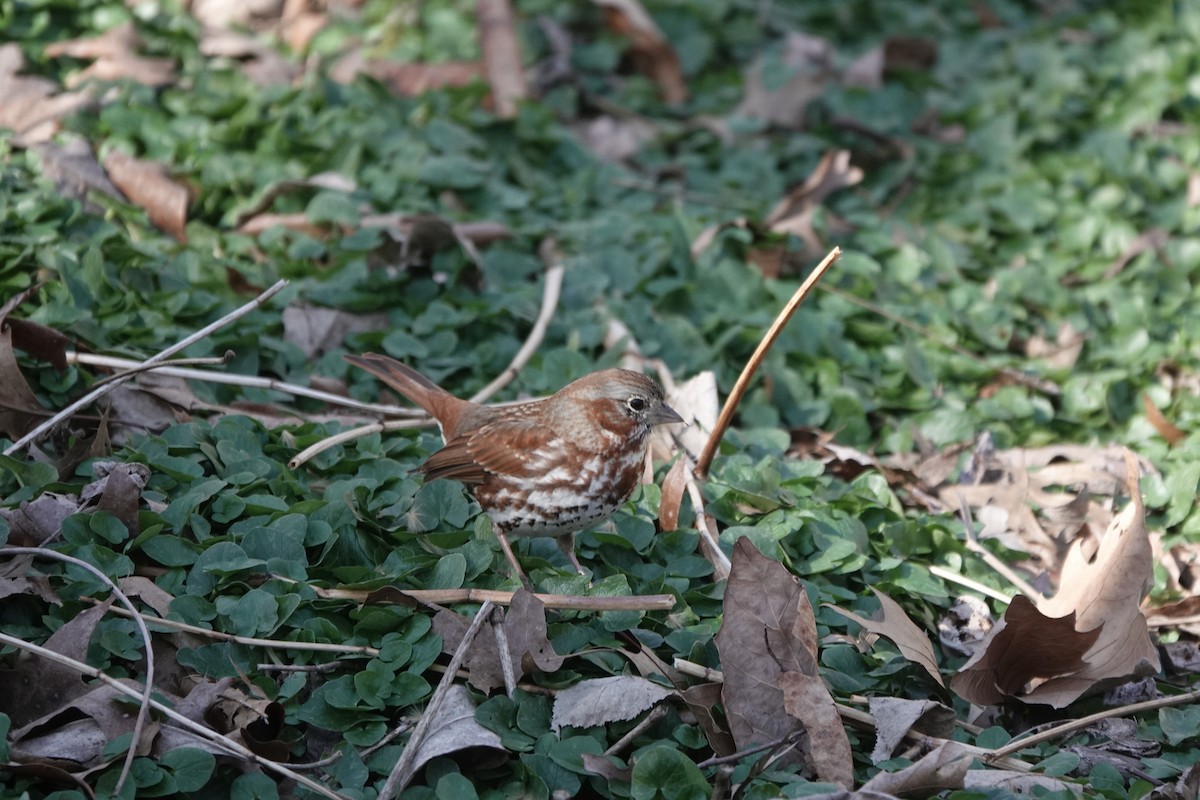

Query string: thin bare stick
490 605 517 697
956 495 1042 602
604 704 668 757
311 584 677 611
6 279 288 455
672 657 724 683
683 457 731 580
68 352 410 416
469 261 564 403
985 688 1200 761
379 601 496 800
1 546 153 795
288 418 429 469
927 564 1012 604
697 731 802 768
695 248 840 478
86 351 234 390
477 0 528 119
0 630 347 800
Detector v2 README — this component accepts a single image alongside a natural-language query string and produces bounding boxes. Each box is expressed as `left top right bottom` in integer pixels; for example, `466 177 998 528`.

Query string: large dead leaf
103 150 190 241
736 31 834 128
0 43 93 144
826 588 945 688
0 325 49 439
9 682 148 769
594 0 687 104
953 452 1160 707
433 590 564 693
45 22 176 87
393 685 506 789
282 305 389 358
950 595 1100 706
551 676 674 731
715 537 820 770
0 601 112 727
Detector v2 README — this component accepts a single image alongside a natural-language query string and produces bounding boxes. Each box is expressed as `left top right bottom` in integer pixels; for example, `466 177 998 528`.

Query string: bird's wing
417 416 562 484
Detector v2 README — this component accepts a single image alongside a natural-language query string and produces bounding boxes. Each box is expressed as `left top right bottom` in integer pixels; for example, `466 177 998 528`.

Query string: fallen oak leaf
825 588 946 688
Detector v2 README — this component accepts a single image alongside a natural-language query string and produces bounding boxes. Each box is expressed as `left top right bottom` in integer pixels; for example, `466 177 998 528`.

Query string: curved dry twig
694 247 840 479
5 279 288 456
0 546 154 795
68 352 412 417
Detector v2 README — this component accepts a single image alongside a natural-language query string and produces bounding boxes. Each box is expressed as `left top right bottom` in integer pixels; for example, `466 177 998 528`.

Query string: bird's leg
493 523 533 591
557 532 587 576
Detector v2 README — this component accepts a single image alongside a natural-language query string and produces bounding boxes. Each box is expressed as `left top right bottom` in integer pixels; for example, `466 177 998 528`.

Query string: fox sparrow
346 353 683 585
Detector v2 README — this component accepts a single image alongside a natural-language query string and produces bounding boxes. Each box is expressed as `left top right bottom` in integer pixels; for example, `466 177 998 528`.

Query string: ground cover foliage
3 0 1200 797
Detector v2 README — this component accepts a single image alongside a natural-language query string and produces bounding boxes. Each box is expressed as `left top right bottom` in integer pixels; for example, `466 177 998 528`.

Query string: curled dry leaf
826 588 945 687
860 740 972 795
1143 394 1186 446
867 697 956 764
551 675 675 732
393 685 506 789
103 150 190 242
594 0 688 104
953 451 1161 708
937 595 993 657
9 682 149 769
0 325 49 439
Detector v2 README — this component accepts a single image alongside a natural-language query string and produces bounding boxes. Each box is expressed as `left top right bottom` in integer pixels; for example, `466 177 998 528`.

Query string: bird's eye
627 397 646 412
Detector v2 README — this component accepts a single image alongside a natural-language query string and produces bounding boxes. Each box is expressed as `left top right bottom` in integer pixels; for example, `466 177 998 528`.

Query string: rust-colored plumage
346 353 682 584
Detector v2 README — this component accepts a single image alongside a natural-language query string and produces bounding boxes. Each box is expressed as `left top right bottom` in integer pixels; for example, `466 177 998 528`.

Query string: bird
345 353 683 587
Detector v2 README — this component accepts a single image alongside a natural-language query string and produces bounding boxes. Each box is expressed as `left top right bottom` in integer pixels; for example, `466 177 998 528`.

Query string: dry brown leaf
0 325 49 439
937 595 993 657
1028 451 1161 703
1143 394 1186 446
714 538 817 766
594 0 687 104
103 150 190 241
335 58 485 97
433 589 564 693
393 685 506 789
658 457 687 531
477 0 527 118
680 682 735 756
572 115 659 162
868 697 955 764
46 23 175 88
736 31 833 128
826 588 945 687
32 137 124 207
0 601 113 727
282 305 389 358
1024 321 1085 370
0 44 93 144
9 682 148 769
778 671 854 787
950 595 1100 706
199 28 299 87
861 740 973 795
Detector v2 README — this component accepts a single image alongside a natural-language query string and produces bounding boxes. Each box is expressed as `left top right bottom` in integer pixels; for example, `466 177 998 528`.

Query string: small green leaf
631 746 708 800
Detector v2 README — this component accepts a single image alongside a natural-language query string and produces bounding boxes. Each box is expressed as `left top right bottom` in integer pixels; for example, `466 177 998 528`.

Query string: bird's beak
652 403 684 426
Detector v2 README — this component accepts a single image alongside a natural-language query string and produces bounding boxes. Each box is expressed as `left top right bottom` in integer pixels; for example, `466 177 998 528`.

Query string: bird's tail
344 353 463 422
